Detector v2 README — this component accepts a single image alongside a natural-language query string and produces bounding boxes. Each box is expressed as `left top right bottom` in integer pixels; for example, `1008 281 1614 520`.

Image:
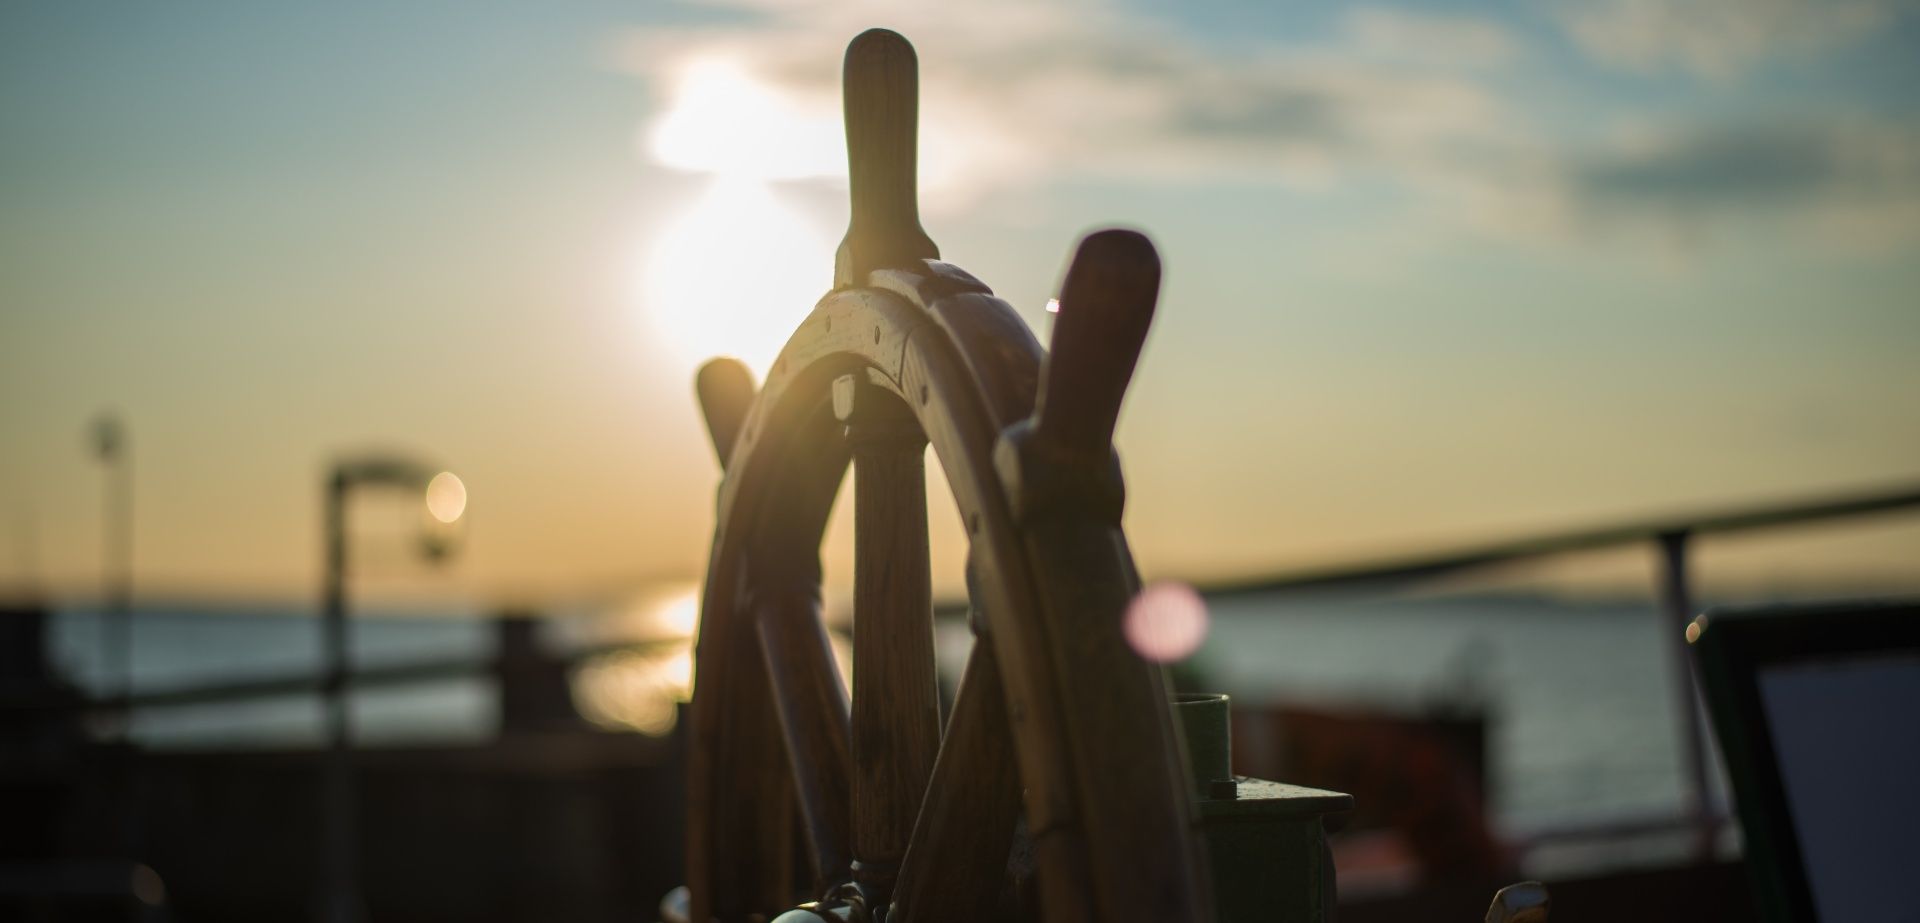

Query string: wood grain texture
686 37 1206 914
1007 233 1209 922
689 263 1205 923
890 642 1022 923
845 384 940 902
702 627 799 921
690 393 848 922
754 584 854 891
1033 230 1160 466
836 28 938 287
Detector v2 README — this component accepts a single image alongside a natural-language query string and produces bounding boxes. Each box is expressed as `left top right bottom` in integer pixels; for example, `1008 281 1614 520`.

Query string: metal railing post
322 472 360 923
1654 530 1714 862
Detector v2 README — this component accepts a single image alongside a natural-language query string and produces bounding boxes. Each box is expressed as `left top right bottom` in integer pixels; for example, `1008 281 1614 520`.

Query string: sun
636 57 843 377
640 177 834 377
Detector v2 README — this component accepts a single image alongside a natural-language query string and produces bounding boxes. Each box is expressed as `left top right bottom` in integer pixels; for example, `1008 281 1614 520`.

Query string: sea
36 591 1752 839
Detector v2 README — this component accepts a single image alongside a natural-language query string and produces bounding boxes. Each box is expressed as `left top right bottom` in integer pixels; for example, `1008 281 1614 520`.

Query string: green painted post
1175 694 1351 923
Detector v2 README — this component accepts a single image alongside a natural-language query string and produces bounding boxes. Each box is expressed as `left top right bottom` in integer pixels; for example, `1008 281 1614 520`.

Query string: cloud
613 0 1920 250
613 0 1524 205
1559 0 1908 80
1344 6 1521 69
1574 123 1920 207
1558 120 1920 251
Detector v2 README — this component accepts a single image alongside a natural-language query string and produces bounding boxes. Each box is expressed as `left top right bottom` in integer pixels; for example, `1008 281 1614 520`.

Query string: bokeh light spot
1124 581 1210 663
425 471 467 524
575 647 694 737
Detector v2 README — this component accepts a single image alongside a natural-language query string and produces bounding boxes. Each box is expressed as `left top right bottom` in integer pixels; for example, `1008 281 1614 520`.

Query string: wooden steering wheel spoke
701 625 801 918
836 28 939 288
838 372 941 904
891 641 1023 923
752 582 854 890
992 230 1162 527
1033 229 1161 465
696 357 758 470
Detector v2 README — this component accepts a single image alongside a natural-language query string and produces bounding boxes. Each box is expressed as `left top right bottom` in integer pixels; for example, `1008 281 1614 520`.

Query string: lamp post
320 455 465 923
88 413 132 728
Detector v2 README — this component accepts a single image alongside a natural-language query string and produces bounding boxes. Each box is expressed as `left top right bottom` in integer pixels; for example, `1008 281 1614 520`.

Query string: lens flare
1124 582 1210 663
425 471 466 524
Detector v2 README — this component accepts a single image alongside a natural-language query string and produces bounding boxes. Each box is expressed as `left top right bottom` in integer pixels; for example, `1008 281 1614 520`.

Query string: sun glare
636 57 847 376
640 177 833 377
571 588 705 737
643 54 983 195
575 647 694 737
645 588 701 638
648 57 842 181
635 55 1012 376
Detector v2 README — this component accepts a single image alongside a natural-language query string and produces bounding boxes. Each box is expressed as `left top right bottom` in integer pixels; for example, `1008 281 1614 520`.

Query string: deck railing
44 479 1920 868
1203 479 1920 863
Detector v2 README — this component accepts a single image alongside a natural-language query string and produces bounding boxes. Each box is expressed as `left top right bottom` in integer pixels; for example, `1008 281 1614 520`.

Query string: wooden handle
836 28 938 286
695 357 756 469
1032 229 1161 461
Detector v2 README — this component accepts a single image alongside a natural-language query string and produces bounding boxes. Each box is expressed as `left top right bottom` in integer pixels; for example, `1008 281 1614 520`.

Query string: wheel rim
687 262 1208 923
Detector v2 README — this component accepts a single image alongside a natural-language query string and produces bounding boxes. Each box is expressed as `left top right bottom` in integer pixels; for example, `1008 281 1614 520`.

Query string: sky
2 0 1917 611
